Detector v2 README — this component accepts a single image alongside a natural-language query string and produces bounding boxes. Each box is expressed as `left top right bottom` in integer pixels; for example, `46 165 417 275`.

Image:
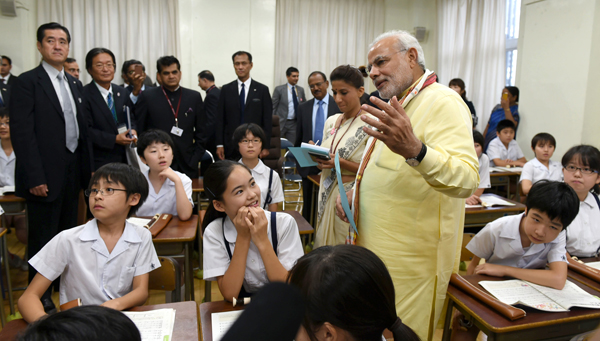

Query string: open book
122 308 176 341
465 194 516 208
490 166 523 173
479 279 600 312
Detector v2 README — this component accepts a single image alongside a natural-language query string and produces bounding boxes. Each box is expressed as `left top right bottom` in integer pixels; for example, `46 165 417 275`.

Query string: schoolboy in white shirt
451 181 580 341
466 131 491 205
487 119 526 167
135 130 194 220
519 133 562 195
18 163 160 323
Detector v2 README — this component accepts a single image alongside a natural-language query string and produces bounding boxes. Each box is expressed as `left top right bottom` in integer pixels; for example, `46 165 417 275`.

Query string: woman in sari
313 65 371 247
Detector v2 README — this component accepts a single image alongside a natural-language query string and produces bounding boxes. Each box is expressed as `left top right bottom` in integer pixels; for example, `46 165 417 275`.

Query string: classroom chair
262 116 284 178
149 256 182 303
461 233 476 262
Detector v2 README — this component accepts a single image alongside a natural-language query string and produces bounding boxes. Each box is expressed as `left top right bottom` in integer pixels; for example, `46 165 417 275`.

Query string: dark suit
9 64 93 285
0 84 9 107
135 86 205 178
83 82 135 170
216 79 272 159
294 95 339 220
2 74 16 86
203 85 221 154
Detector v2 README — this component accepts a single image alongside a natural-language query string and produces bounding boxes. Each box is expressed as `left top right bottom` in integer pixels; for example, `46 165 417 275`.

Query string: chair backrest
262 115 283 177
148 256 181 292
460 233 476 262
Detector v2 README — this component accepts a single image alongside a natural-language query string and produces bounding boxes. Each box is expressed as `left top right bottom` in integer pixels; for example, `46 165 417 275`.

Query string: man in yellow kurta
336 31 479 340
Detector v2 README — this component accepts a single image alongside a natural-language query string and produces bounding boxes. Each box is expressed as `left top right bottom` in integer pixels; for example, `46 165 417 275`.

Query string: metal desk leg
185 243 194 301
441 299 454 341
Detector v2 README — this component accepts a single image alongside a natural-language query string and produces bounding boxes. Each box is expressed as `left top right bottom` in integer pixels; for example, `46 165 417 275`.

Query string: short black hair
0 107 8 119
330 65 364 89
1 55 12 65
449 78 467 99
233 123 266 152
525 180 580 230
531 132 556 150
36 22 71 44
561 145 600 194
85 47 116 71
65 57 77 64
308 71 327 82
473 130 484 147
505 86 520 102
496 119 516 133
121 59 144 76
286 67 299 77
88 163 148 218
17 305 141 341
232 51 252 63
198 70 214 82
137 129 175 158
157 56 180 73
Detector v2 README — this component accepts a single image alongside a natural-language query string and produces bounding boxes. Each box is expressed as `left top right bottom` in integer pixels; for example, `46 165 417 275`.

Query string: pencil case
145 213 173 238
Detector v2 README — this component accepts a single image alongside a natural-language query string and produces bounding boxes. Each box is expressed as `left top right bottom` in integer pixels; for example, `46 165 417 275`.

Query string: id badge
323 175 334 190
117 124 128 134
171 126 184 137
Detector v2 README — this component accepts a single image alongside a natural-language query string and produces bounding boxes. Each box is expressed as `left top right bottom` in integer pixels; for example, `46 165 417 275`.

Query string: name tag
171 126 184 137
323 175 334 191
117 124 128 134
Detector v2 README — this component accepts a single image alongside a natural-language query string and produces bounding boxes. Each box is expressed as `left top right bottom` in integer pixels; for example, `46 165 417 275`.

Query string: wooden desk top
464 194 526 215
152 215 198 244
282 210 313 235
490 171 521 177
192 178 204 193
0 194 25 203
0 301 199 341
447 274 600 334
200 301 244 341
307 174 320 186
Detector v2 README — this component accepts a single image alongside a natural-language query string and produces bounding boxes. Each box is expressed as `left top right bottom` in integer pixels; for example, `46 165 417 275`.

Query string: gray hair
369 30 426 71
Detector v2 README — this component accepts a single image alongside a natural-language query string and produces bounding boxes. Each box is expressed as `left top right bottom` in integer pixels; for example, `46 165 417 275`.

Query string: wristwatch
405 142 427 167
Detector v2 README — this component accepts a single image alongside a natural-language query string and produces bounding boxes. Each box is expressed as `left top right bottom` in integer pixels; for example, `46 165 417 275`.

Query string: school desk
0 301 200 341
151 215 199 301
464 194 526 229
198 210 312 303
0 227 7 326
0 193 26 318
307 174 320 227
490 170 521 200
567 257 600 292
441 273 600 341
192 178 204 192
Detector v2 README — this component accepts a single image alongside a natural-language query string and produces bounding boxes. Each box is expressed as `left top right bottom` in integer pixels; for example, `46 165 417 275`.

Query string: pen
315 140 320 145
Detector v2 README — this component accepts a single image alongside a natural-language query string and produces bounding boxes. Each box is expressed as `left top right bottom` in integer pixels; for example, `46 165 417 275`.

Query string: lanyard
161 86 183 126
329 109 362 155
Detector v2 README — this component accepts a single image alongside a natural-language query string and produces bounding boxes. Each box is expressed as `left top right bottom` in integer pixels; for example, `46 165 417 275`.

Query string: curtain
37 0 180 86
437 0 505 132
274 0 385 98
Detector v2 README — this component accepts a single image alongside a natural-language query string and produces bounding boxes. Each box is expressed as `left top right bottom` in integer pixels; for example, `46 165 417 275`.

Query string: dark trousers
27 151 80 298
301 177 314 222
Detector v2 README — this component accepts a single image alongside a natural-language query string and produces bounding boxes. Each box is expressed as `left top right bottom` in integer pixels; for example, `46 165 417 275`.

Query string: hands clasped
232 206 269 247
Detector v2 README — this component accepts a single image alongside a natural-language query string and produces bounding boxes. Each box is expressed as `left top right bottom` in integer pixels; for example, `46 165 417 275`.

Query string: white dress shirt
136 168 194 217
29 219 160 305
0 148 15 187
312 95 331 141
203 210 304 293
237 77 252 104
467 213 568 268
519 158 563 184
486 137 524 166
94 81 113 106
41 61 79 140
566 193 600 257
239 159 284 208
0 74 11 84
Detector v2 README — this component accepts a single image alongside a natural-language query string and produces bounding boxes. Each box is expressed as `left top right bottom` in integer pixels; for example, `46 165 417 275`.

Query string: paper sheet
489 166 523 173
465 194 515 208
123 308 176 341
211 310 243 341
127 217 152 227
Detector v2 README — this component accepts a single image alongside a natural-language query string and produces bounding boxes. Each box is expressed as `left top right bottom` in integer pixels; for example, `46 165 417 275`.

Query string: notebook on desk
465 194 516 208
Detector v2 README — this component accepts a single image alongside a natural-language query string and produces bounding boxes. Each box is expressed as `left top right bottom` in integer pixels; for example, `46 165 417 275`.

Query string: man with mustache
336 30 479 340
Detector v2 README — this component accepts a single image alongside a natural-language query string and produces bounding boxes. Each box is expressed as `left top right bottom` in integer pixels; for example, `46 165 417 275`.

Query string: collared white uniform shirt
239 159 284 208
0 149 15 186
519 158 563 184
479 153 491 189
29 219 160 305
467 213 568 268
136 168 194 217
566 193 600 257
487 137 524 166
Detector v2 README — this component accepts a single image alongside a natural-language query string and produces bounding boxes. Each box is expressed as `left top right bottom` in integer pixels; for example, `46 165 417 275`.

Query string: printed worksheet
212 310 243 341
123 309 176 341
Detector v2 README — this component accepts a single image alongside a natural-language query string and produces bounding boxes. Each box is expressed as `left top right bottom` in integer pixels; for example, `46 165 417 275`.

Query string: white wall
0 0 38 75
516 0 600 160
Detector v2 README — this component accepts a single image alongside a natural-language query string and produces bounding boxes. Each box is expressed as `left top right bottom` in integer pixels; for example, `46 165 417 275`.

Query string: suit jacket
216 79 272 157
9 65 93 202
135 86 205 178
0 84 9 107
294 95 339 177
83 82 135 170
4 74 16 86
202 86 221 153
272 83 306 122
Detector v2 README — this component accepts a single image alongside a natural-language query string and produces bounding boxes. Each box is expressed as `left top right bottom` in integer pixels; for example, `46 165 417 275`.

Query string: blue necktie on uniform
291 86 298 120
239 83 246 124
314 101 324 145
107 92 117 123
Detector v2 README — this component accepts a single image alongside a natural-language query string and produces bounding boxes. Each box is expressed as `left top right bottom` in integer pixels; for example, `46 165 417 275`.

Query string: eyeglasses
564 165 598 175
367 49 407 73
0 122 9 127
85 188 127 197
239 139 261 145
93 63 115 70
309 82 325 89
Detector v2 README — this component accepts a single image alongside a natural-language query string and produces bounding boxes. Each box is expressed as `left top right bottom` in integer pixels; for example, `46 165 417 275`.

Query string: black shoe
42 298 57 314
